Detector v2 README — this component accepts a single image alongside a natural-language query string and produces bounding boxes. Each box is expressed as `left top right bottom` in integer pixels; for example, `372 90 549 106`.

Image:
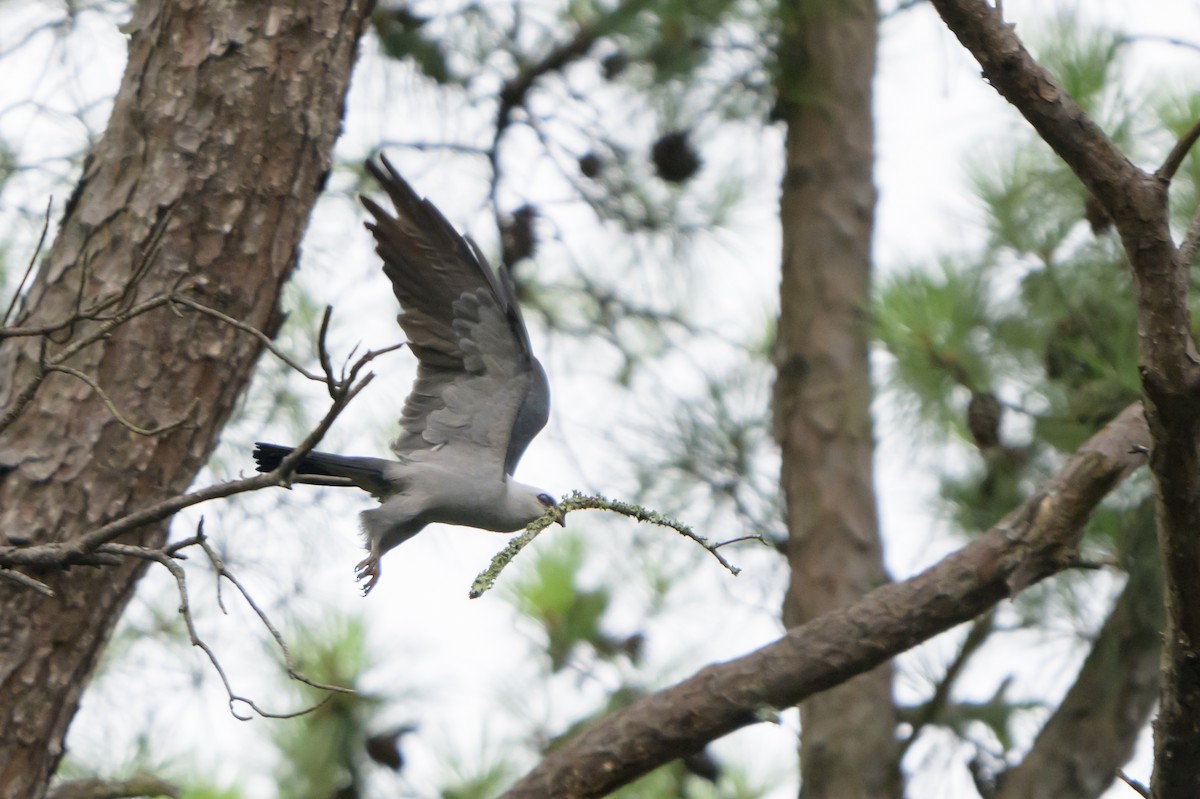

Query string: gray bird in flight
254 156 557 593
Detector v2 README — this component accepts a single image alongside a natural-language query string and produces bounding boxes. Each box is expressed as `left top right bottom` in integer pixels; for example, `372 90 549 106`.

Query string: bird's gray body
364 458 550 552
253 156 555 592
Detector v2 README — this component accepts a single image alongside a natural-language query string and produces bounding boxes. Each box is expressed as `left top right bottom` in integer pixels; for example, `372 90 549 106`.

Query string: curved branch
926 1 1145 227
926 5 1199 794
928 0 1183 377
500 404 1148 798
47 364 198 436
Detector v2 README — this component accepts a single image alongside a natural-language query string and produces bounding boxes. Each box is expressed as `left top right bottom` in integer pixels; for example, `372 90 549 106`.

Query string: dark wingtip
364 151 398 182
363 153 387 191
361 154 428 233
360 196 387 232
363 153 417 202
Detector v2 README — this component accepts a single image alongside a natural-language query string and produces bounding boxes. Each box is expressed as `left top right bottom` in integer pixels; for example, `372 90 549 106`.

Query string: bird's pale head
507 481 563 528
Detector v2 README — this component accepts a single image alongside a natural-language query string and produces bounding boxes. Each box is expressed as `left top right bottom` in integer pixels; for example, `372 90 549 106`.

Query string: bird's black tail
252 442 393 493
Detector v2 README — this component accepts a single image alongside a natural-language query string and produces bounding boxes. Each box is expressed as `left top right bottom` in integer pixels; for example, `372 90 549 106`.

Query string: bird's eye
537 493 555 507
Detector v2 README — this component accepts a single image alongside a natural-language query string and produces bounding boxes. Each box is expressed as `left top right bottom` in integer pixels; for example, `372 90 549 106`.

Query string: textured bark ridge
0 2 370 796
773 1 900 797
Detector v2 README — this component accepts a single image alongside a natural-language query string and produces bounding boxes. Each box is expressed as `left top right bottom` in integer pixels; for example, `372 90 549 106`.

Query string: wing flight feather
362 156 549 475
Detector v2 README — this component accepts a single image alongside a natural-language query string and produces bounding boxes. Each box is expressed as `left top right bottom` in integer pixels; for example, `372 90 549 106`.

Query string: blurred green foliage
271 618 386 799
875 17 1197 532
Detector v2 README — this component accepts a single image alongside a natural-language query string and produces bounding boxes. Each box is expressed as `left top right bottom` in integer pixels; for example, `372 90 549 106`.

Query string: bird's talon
356 556 381 595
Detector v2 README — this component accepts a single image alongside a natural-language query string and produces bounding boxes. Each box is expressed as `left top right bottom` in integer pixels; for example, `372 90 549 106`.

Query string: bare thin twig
1117 770 1151 798
1156 116 1200 183
116 204 174 311
191 531 354 696
1120 32 1200 55
47 364 198 436
1 197 51 327
317 305 337 395
0 567 54 596
0 337 48 434
98 542 328 720
171 295 326 382
712 534 768 549
375 139 489 156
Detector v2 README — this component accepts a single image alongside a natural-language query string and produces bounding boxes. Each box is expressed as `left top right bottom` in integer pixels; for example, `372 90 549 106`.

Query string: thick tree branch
995 501 1162 799
925 2 1141 225
926 4 1200 794
501 404 1147 798
927 0 1182 376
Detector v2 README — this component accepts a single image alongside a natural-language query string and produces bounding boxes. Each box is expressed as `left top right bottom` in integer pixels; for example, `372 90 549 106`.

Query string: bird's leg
356 554 381 595
356 507 422 595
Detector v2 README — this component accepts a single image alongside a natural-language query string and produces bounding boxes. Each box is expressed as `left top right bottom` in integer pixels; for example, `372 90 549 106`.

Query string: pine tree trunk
0 2 369 796
772 1 900 796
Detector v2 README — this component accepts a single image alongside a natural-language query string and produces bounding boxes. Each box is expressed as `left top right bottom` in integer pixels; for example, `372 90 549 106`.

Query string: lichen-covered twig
469 491 763 598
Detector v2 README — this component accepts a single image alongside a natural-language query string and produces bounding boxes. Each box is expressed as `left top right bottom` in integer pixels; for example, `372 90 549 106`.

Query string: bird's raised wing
361 155 549 476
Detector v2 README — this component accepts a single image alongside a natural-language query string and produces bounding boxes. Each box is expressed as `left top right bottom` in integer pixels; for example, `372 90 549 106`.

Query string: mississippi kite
254 156 556 593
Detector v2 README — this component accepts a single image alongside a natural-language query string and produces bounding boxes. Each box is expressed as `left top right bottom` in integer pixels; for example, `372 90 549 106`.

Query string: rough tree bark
0 2 370 797
772 1 899 797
